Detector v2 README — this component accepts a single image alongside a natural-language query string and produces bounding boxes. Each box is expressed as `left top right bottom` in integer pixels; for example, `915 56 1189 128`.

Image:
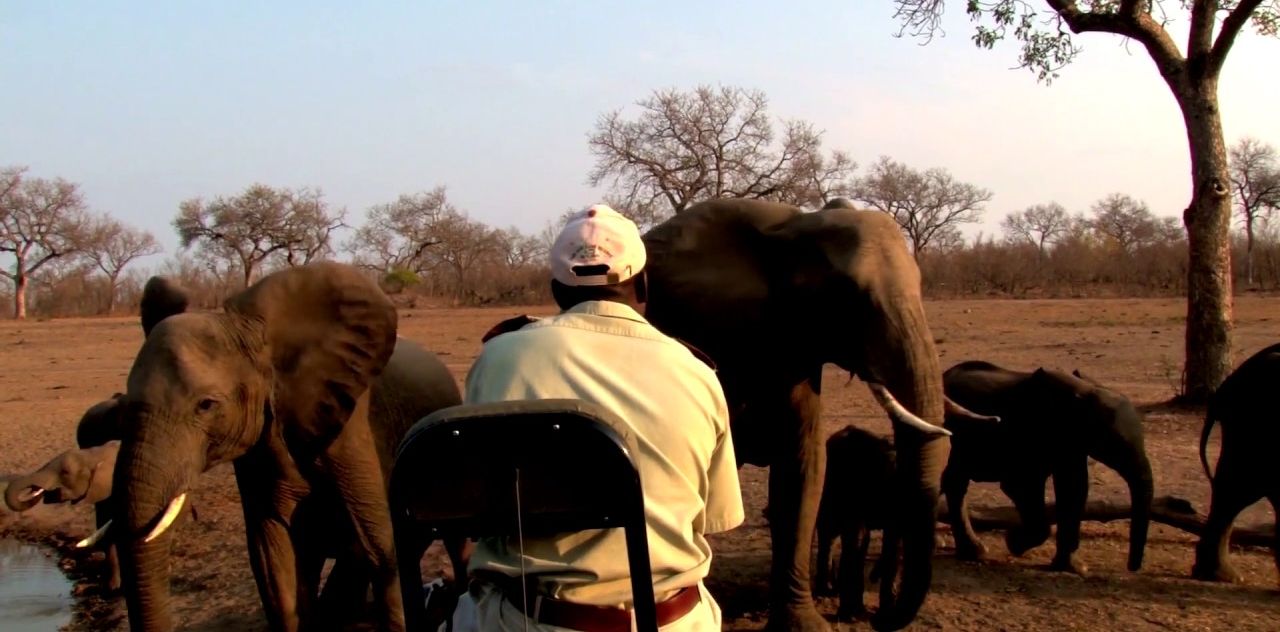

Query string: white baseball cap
550 204 647 287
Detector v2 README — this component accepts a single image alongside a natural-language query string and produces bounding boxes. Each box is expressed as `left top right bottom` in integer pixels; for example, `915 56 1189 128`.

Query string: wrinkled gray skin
942 360 1153 575
1192 342 1280 584
5 441 119 511
815 426 896 622
643 198 951 632
113 264 462 632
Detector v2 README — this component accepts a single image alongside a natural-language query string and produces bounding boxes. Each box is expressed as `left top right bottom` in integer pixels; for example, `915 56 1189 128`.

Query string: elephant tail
1199 406 1218 483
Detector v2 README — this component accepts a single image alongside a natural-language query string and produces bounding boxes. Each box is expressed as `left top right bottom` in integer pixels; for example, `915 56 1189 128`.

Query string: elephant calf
942 361 1153 576
5 440 122 589
815 425 896 621
1192 342 1280 584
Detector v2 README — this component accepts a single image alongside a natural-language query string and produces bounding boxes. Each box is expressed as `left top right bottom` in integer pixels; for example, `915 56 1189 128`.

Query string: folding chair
390 399 659 632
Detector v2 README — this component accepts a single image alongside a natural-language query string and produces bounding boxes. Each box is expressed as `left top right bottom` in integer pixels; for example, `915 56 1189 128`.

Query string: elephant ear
223 262 397 447
75 394 126 448
140 276 191 336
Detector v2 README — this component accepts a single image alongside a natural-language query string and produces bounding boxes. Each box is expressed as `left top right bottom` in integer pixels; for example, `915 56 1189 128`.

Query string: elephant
1192 342 1280 584
941 360 1154 576
5 441 119 512
110 263 462 632
814 426 896 622
641 198 952 631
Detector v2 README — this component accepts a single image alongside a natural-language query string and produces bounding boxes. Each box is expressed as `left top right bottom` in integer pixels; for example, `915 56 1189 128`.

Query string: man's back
464 300 742 607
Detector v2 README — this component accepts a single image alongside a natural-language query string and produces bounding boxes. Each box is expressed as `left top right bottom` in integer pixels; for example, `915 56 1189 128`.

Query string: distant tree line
4 87 1278 319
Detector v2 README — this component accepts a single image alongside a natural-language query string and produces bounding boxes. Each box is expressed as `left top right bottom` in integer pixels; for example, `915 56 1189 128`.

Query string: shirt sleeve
700 383 745 535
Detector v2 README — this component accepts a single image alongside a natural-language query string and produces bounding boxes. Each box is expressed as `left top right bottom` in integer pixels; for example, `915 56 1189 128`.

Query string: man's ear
634 270 648 304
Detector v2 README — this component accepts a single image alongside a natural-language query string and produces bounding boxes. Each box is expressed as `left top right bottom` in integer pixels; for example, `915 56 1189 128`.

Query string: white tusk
76 520 113 548
20 487 45 503
867 383 952 437
143 493 187 543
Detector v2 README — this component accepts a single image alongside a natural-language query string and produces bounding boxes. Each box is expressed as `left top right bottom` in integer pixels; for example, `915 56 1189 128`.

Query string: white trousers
449 581 722 632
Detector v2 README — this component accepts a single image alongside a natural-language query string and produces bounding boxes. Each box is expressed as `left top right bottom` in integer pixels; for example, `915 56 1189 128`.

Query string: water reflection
0 539 73 632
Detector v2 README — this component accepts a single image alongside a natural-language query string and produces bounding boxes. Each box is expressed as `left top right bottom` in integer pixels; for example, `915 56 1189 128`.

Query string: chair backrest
390 399 658 632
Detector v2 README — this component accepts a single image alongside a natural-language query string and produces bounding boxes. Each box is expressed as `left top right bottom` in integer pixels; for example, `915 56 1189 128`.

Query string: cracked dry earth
1 296 1277 631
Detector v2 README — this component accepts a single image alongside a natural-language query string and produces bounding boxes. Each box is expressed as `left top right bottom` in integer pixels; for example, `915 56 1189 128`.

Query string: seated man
454 204 744 631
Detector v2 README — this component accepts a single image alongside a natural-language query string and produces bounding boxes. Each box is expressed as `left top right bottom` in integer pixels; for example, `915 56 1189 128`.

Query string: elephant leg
1002 474 1051 557
836 522 869 621
96 502 122 592
317 556 372 624
943 469 985 561
319 409 406 632
814 514 837 597
1192 458 1260 583
763 378 830 632
234 457 311 632
1048 460 1090 576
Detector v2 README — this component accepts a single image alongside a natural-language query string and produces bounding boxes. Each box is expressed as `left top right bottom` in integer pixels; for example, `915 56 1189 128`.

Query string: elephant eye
196 398 220 414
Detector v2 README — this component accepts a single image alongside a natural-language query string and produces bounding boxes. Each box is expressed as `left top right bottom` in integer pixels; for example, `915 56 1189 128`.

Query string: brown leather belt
504 585 701 632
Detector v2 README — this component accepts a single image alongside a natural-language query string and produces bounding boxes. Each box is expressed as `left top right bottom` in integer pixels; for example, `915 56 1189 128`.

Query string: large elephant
1192 342 1280 584
941 360 1153 575
111 263 462 632
641 198 951 632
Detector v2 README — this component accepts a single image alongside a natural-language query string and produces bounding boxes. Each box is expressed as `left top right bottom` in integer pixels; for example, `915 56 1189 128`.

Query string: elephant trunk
4 471 54 512
1124 455 1154 572
867 301 949 632
115 417 202 632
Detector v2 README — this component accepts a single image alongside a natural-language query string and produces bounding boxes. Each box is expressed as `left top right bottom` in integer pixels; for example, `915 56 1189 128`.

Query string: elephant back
369 338 463 474
642 199 802 363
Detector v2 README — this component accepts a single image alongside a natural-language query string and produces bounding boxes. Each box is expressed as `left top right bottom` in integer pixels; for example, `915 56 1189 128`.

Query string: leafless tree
0 166 91 319
83 215 162 313
891 0 1279 400
851 156 991 259
421 212 504 299
346 187 457 275
1002 202 1071 259
1228 137 1280 285
1089 194 1167 256
587 85 856 222
278 188 347 266
174 183 343 288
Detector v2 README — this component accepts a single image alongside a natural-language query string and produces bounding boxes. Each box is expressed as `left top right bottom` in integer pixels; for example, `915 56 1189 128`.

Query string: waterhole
0 538 73 631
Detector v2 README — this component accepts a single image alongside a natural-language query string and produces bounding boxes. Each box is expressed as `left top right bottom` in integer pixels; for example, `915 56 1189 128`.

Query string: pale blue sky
3 2 1278 264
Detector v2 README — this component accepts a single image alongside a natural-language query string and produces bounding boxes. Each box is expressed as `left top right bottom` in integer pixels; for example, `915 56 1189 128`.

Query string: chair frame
390 399 659 632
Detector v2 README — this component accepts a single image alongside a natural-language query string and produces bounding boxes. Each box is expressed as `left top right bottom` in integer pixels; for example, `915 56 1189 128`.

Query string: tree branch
1209 0 1267 76
1046 0 1186 73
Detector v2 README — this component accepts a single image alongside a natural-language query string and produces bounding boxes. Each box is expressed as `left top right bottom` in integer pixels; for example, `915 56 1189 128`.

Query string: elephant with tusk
111 263 463 632
641 198 952 632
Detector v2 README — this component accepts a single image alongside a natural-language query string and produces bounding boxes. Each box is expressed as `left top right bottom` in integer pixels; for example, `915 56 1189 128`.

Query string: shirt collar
563 300 649 324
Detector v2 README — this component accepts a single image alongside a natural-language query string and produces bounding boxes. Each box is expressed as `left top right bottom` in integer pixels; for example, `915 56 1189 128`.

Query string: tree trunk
14 272 27 320
950 495 1275 549
1245 219 1255 287
1177 86 1234 403
105 273 120 315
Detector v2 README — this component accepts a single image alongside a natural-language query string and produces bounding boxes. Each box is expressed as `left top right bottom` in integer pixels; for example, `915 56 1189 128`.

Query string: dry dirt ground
1 296 1277 631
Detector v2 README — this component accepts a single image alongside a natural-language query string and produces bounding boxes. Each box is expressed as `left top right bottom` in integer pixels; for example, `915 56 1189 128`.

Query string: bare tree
1089 194 1163 256
83 216 162 313
0 166 90 319
851 156 992 259
422 212 504 299
587 85 856 222
278 188 347 266
174 183 342 288
1002 202 1071 259
346 187 456 275
891 0 1279 400
1228 137 1280 285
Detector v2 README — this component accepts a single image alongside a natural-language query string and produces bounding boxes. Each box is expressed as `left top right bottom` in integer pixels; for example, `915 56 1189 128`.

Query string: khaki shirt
463 300 744 606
